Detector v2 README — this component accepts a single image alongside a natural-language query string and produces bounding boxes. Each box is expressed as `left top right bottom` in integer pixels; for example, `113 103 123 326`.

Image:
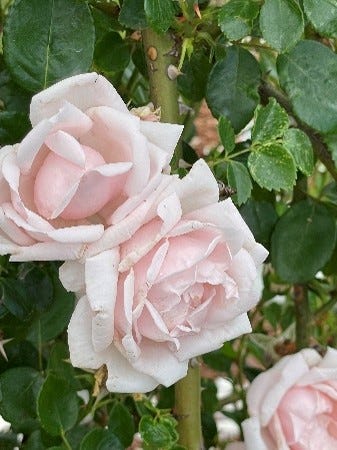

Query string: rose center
34 145 112 220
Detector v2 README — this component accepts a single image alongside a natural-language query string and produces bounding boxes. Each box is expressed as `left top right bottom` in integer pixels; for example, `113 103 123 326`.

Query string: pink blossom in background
242 347 337 450
60 160 268 393
0 73 182 261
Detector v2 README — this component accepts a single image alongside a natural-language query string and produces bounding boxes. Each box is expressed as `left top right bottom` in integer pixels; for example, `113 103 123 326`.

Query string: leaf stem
259 81 337 183
294 284 311 350
61 429 72 450
142 27 202 449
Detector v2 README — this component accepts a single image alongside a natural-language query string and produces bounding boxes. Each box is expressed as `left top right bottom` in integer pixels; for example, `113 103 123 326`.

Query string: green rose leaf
119 0 147 29
94 32 131 73
218 0 260 41
248 143 297 191
140 415 177 448
303 0 337 38
27 272 75 343
206 46 260 132
271 199 336 282
0 367 43 434
240 199 278 247
278 40 337 134
227 161 252 205
80 429 123 450
108 402 135 448
218 116 235 154
144 0 175 34
260 0 304 53
3 0 95 92
178 51 212 102
283 128 314 176
252 98 289 143
37 374 79 436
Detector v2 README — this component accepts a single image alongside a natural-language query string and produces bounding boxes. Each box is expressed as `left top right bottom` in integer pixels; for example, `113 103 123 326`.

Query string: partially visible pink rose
0 73 182 261
242 347 337 450
60 160 268 393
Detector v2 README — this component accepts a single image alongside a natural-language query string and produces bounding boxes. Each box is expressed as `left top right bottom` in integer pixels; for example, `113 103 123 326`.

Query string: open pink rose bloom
242 348 337 450
60 159 267 392
0 72 268 392
0 73 182 261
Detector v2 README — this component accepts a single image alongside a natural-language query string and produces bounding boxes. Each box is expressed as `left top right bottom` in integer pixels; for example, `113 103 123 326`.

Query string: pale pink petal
85 249 120 352
59 260 85 292
174 314 252 361
9 242 85 261
109 173 173 225
318 347 337 369
30 72 128 126
146 240 169 285
131 339 188 387
69 296 158 393
68 295 108 369
17 119 52 173
49 102 93 137
84 106 150 195
139 121 183 162
45 130 85 167
157 192 182 235
105 347 159 393
0 146 13 204
242 418 269 450
246 352 310 425
86 177 173 257
172 159 219 213
0 232 19 255
0 208 35 245
47 224 104 243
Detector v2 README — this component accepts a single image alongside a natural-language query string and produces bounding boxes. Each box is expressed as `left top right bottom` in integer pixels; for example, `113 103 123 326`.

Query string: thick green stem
174 362 203 450
142 28 182 169
142 28 202 449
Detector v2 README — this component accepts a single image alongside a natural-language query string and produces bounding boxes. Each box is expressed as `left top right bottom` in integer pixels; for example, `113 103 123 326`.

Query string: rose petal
0 208 35 245
68 295 108 369
50 102 93 137
30 72 128 126
172 159 219 214
246 352 310 425
59 260 85 292
47 224 104 243
139 121 183 162
175 314 252 361
85 249 120 352
131 339 188 387
45 130 86 167
242 418 269 450
9 242 85 261
84 106 150 195
17 119 53 173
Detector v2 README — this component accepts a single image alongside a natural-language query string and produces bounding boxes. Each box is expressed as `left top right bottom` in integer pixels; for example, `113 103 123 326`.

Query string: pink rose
0 73 182 261
242 347 337 450
60 160 268 392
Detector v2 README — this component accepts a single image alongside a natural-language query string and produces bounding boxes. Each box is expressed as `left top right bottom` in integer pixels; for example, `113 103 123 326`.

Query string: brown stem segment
142 28 202 449
294 284 311 350
142 28 182 170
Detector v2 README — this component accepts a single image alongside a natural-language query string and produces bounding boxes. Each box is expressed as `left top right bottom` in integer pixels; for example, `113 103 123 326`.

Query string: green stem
61 429 72 450
294 284 311 350
142 27 182 169
142 28 202 449
174 361 203 450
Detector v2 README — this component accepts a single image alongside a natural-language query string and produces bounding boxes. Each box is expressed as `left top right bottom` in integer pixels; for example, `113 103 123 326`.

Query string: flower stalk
142 27 202 449
142 27 182 169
